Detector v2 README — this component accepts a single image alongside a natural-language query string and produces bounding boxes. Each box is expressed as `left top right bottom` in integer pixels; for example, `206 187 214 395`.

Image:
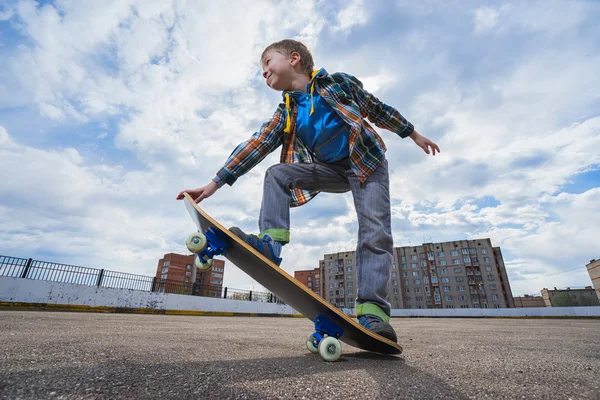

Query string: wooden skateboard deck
183 193 402 360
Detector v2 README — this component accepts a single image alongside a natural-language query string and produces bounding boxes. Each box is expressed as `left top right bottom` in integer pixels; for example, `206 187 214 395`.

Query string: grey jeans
259 158 393 315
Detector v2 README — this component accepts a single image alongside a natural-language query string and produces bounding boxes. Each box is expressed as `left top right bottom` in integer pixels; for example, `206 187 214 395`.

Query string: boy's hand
409 130 440 156
176 181 218 203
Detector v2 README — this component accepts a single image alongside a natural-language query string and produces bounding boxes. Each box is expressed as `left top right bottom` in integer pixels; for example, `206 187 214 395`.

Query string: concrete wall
390 307 600 318
1 277 599 317
0 277 299 316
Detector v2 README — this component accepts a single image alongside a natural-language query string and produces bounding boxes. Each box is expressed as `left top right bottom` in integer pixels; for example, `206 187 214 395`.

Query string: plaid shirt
215 69 414 207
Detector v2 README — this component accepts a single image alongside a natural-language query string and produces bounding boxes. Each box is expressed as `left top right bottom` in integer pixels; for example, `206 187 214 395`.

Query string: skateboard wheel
306 333 319 354
194 254 213 271
186 232 207 253
318 337 342 362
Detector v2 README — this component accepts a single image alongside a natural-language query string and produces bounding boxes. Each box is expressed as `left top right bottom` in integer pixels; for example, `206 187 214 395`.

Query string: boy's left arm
342 73 440 156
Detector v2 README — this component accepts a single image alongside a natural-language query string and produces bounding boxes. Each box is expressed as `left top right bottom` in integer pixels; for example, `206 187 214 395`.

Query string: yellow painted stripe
0 302 302 317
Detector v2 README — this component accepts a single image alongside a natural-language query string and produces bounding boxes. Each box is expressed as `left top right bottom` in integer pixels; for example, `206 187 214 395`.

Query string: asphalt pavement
0 311 599 399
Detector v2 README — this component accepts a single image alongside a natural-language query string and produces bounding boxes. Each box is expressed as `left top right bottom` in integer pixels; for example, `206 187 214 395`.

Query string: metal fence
0 255 283 303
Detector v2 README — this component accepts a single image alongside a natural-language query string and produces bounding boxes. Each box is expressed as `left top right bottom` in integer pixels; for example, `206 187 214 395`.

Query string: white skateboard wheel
186 232 207 253
194 254 213 271
306 333 319 354
318 337 342 362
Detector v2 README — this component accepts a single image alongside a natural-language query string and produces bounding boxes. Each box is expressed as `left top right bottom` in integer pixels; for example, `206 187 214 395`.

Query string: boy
177 39 440 342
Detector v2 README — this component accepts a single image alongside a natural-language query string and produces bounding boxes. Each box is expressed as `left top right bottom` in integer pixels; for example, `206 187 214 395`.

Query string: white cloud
1 1 599 297
473 6 500 33
332 0 367 33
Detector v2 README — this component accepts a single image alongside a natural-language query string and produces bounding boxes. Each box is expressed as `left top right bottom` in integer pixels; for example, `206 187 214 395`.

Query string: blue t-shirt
288 85 350 163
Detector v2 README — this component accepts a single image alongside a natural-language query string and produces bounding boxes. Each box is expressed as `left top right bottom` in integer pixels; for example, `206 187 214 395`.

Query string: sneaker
358 314 398 342
229 227 283 266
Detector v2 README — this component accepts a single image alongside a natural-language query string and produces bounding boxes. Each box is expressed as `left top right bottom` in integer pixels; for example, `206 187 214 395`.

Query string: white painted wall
1 277 599 317
0 277 299 315
390 306 600 318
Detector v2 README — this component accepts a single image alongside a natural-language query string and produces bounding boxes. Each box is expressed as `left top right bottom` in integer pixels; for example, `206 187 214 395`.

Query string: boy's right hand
176 181 218 203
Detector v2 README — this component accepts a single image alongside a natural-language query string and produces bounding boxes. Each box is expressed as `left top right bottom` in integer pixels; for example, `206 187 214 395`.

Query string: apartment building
540 287 599 307
317 238 514 309
155 253 225 297
294 267 322 297
586 258 600 301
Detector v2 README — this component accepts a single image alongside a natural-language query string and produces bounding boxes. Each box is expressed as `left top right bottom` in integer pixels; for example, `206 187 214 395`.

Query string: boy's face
261 50 297 91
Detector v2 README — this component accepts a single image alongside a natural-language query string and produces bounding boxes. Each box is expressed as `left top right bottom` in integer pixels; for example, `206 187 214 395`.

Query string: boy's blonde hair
261 39 314 77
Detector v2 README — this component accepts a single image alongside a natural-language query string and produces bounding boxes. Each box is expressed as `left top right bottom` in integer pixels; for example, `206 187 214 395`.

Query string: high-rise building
311 238 514 309
155 253 225 297
294 268 322 297
585 258 600 302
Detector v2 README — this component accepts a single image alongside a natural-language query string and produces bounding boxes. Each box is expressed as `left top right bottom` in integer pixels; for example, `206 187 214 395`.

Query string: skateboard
182 193 402 362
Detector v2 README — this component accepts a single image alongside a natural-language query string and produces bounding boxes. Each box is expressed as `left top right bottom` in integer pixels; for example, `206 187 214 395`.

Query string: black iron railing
0 255 283 303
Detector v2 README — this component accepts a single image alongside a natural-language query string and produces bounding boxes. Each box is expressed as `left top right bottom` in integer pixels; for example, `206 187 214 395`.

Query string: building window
456 277 465 282
444 295 453 301
411 255 417 261
463 257 470 263
492 295 498 300
392 280 398 286
438 251 445 258
163 261 170 267
411 263 418 269
162 267 168 273
439 260 447 266
458 286 465 292
186 264 192 269
443 286 451 292
482 249 488 254
490 284 497 290
186 271 191 276
414 279 421 285
488 275 495 281
485 266 492 272
185 278 190 283
315 274 320 278
453 259 461 265
483 257 490 263
451 251 459 256
412 271 419 277
470 248 477 254
440 268 448 274
160 274 167 280
442 278 450 283
454 267 462 273
462 249 469 255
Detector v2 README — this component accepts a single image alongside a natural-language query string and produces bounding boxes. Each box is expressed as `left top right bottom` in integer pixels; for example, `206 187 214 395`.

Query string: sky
0 0 599 297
